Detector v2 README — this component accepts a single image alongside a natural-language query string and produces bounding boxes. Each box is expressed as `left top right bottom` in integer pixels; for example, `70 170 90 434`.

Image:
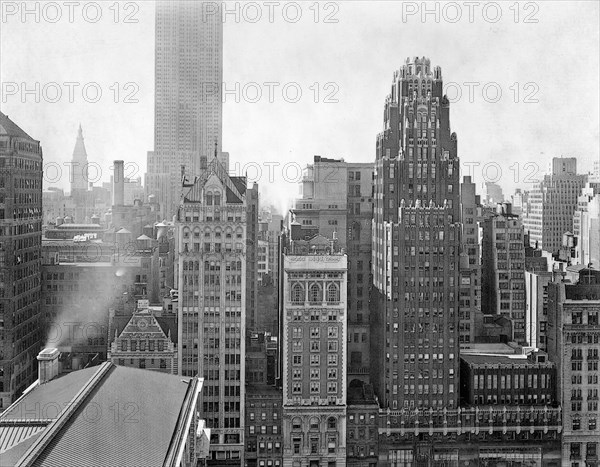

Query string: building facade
109 307 178 374
293 156 374 382
573 181 600 269
175 159 247 465
0 112 43 411
460 352 556 406
481 203 527 344
282 248 347 467
523 157 587 255
146 0 224 218
459 176 483 345
547 269 600 466
371 57 461 410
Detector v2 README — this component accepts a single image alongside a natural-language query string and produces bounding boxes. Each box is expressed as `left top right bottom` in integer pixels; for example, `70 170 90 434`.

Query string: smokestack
37 348 60 384
113 160 125 206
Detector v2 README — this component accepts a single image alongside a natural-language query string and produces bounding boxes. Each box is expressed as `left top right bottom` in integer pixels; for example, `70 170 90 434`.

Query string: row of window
290 282 340 303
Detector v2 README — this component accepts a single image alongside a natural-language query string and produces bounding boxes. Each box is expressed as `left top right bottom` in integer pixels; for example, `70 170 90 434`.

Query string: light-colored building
482 203 527 344
523 157 587 254
257 239 269 285
146 0 224 218
481 181 504 206
524 269 553 351
293 156 374 382
175 159 247 464
573 182 600 269
547 269 600 465
282 241 347 467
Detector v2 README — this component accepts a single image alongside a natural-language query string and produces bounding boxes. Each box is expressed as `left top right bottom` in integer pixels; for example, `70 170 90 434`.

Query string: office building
547 268 600 466
281 238 347 466
175 158 248 464
573 181 600 269
523 157 587 255
371 57 461 410
146 0 224 218
294 156 373 382
0 112 43 411
482 203 527 344
459 176 483 345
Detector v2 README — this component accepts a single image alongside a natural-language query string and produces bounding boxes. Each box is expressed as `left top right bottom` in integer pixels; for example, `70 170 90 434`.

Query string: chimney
113 160 125 206
37 348 60 384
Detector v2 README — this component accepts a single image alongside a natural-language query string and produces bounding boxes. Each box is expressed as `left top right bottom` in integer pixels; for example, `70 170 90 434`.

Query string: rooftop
0 111 36 140
0 362 201 466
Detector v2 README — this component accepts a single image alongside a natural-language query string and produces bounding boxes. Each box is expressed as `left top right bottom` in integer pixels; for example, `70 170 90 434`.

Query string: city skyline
1 1 599 213
2 3 600 464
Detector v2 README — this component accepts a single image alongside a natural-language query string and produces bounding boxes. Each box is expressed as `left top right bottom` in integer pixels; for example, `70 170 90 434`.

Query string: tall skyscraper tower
175 159 247 465
0 112 43 410
371 57 461 410
147 0 224 218
70 124 88 194
70 125 91 222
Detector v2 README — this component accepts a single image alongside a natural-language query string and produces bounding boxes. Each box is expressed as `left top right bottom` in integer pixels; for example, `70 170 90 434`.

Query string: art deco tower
146 0 224 218
371 57 461 410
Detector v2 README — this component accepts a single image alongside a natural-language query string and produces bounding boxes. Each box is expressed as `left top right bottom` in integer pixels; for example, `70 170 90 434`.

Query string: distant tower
70 124 89 195
70 125 91 223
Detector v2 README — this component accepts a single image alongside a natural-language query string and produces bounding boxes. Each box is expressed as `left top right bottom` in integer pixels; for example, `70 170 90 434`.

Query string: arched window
205 191 213 205
291 284 304 303
292 418 302 430
326 284 339 303
214 192 221 206
309 417 320 430
327 417 336 430
309 284 322 303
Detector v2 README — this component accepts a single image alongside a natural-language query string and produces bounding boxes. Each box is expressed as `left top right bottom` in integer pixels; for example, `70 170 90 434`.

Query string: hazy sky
1 1 599 214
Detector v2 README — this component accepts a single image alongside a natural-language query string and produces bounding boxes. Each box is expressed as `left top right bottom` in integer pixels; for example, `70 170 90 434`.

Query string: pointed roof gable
116 310 170 341
182 158 245 205
0 111 36 140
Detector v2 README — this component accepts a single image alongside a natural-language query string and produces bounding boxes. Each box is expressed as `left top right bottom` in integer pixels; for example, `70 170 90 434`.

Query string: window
309 284 322 303
310 418 319 430
292 418 302 430
326 284 339 302
291 284 304 303
327 417 337 429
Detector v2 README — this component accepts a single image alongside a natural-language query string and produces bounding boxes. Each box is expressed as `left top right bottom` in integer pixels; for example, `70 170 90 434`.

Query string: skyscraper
147 0 224 218
523 157 587 254
0 111 43 410
69 125 91 223
175 159 247 465
70 125 88 194
371 57 461 410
